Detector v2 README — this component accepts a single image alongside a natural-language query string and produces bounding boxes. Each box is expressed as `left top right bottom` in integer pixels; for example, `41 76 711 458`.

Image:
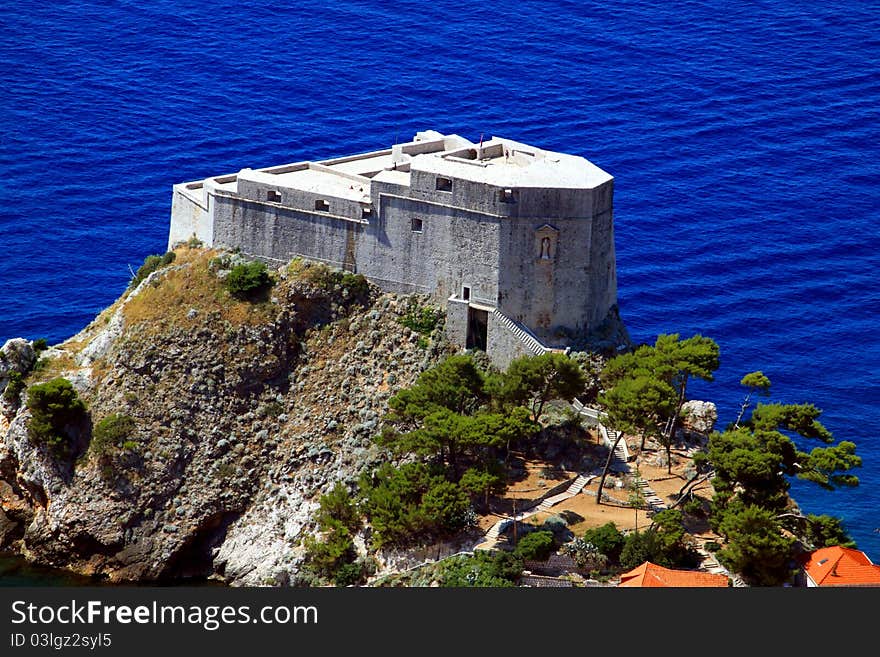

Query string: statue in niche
540 236 552 260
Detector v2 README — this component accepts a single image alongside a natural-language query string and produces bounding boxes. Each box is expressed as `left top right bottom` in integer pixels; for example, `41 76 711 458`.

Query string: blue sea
1 0 878 571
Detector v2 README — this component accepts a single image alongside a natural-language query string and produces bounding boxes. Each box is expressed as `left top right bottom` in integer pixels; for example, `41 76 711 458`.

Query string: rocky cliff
0 247 450 585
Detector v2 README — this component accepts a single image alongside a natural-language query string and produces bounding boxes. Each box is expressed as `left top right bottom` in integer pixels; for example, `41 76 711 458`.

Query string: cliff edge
0 246 450 585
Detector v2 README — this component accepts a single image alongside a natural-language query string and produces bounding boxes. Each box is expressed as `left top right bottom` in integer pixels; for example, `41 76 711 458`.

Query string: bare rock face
0 249 447 585
0 338 36 393
681 399 718 435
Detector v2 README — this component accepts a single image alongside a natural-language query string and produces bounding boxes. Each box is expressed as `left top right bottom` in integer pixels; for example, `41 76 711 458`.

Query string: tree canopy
702 372 861 584
488 352 587 423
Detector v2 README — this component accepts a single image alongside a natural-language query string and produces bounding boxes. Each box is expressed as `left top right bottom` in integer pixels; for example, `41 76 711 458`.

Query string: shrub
562 538 610 572
224 261 273 300
334 561 367 587
399 305 441 335
3 371 25 405
302 518 356 581
316 482 362 534
682 494 705 517
339 272 371 301
26 378 88 458
129 251 176 290
513 530 555 561
582 522 625 564
91 413 136 459
32 338 48 353
438 551 522 587
258 400 284 419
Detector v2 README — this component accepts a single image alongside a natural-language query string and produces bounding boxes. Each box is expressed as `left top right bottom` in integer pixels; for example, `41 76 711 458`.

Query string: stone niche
532 223 559 333
534 223 559 264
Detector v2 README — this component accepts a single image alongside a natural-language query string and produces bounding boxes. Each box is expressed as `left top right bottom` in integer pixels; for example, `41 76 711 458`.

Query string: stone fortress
169 130 624 367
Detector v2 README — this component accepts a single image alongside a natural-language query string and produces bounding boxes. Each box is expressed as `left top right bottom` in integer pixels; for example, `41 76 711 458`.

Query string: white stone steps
538 492 571 511
492 309 551 356
566 474 592 495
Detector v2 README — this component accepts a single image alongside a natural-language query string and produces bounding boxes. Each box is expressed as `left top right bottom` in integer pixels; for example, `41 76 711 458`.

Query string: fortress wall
407 169 451 203
445 177 519 217
169 186 212 250
587 179 617 327
486 311 533 370
444 297 469 348
407 169 519 218
497 187 610 346
211 195 361 269
237 178 369 224
356 195 501 306
515 186 595 219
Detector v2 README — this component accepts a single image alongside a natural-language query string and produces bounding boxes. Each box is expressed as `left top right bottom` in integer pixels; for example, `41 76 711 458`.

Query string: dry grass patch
122 248 278 335
25 352 79 385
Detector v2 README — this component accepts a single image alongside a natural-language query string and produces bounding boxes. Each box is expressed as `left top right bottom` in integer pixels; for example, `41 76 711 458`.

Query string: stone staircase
492 309 552 356
692 541 749 587
538 474 594 511
635 478 667 515
480 474 595 545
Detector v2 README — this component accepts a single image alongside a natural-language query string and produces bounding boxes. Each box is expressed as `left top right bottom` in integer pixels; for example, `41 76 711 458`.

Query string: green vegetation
129 251 176 290
713 504 795 586
3 371 25 405
91 413 136 454
488 352 587 424
26 378 88 459
513 530 555 561
602 333 719 458
379 354 542 476
358 462 472 548
627 467 647 532
90 413 138 479
32 338 48 353
619 509 700 570
562 537 609 572
337 271 371 302
801 514 857 550
295 331 856 588
398 304 441 348
560 513 698 576
596 333 720 501
436 551 523 587
399 305 441 335
302 483 367 586
299 350 593 574
581 522 626 563
698 372 861 585
224 261 274 301
365 352 559 547
124 249 279 333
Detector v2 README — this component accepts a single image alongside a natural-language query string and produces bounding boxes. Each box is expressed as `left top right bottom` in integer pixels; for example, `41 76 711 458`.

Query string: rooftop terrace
174 130 612 206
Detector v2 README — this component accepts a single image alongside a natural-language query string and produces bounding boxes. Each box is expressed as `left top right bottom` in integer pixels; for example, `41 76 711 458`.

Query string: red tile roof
618 562 729 588
801 546 880 587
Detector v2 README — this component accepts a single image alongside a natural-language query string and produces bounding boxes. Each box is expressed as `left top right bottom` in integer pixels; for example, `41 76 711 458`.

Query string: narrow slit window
267 190 282 203
315 199 330 212
462 286 471 301
411 217 423 232
435 176 452 192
